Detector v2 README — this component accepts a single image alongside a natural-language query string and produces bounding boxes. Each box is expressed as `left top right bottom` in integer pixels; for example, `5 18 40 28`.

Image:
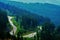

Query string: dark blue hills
3 1 60 26
0 1 60 26
0 2 50 26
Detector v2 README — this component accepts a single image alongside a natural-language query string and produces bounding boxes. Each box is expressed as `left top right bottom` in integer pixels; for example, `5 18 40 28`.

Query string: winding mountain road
8 16 37 38
8 16 17 35
23 32 36 38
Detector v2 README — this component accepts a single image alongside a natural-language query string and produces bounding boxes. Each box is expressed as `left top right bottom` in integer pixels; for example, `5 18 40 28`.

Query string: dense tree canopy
0 9 9 34
41 20 55 40
20 15 40 31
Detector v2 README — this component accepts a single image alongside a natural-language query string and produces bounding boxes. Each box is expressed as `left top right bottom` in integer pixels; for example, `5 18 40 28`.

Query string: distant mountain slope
0 2 50 26
2 1 60 26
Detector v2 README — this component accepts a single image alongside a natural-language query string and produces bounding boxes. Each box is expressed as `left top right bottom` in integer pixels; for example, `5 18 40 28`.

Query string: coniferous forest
0 1 60 40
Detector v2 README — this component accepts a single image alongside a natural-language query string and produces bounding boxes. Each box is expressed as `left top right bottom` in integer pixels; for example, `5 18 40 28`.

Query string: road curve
23 32 36 38
8 16 17 35
8 16 36 38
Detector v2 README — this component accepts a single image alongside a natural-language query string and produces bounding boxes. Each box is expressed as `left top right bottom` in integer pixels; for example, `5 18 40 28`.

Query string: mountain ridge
3 1 60 26
0 2 50 26
0 1 60 26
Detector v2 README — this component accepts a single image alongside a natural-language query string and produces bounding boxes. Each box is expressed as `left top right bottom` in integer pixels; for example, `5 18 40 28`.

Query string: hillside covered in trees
0 1 60 40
